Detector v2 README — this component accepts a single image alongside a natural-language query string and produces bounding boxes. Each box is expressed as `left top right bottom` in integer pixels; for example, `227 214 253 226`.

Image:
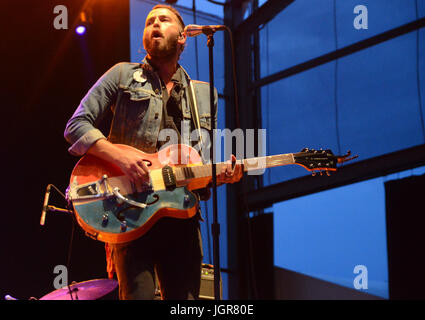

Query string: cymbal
39 279 118 300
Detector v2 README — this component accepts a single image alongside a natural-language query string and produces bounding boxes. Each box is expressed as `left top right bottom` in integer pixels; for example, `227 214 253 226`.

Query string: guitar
67 144 356 244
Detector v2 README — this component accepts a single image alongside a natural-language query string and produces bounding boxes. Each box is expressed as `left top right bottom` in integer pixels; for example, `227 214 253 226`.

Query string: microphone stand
205 29 221 300
40 184 77 300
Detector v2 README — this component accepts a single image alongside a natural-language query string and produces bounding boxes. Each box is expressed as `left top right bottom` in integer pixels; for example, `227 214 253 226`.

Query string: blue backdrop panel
259 0 425 301
337 33 425 160
336 0 419 47
260 0 421 78
273 165 425 299
260 2 425 186
273 176 389 298
259 0 336 78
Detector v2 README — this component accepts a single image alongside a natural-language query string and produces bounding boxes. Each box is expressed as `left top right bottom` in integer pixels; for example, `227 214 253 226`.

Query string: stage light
75 11 91 36
75 25 86 35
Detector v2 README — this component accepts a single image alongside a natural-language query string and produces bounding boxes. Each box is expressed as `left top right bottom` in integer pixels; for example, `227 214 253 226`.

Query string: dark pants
110 216 203 300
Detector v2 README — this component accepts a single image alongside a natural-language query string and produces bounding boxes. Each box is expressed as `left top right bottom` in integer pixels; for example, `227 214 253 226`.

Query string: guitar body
69 144 202 244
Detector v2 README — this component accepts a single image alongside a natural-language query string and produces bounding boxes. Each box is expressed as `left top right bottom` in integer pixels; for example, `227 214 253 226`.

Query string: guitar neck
174 153 295 182
240 153 296 172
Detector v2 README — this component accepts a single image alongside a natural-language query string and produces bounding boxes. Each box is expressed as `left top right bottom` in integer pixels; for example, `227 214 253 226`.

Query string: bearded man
64 4 242 300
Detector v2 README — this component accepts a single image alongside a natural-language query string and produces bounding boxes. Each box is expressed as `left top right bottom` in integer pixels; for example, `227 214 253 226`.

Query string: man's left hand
217 154 243 185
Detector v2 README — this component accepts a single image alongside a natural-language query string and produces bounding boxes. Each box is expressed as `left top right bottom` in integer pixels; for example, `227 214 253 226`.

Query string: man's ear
178 31 186 45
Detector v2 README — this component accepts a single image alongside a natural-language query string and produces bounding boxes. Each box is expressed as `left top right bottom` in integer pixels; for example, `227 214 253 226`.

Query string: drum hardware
38 279 118 300
4 279 118 300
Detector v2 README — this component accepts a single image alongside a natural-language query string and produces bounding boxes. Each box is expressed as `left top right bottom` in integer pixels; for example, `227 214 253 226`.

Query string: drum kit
5 279 119 300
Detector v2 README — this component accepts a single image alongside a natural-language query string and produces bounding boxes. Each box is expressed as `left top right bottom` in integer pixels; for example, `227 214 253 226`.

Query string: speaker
199 264 222 300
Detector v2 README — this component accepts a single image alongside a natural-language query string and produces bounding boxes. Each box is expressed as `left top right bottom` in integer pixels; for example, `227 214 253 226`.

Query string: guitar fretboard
174 153 295 181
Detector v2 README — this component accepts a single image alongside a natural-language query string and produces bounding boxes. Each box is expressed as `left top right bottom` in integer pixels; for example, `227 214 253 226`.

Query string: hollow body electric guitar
68 144 355 244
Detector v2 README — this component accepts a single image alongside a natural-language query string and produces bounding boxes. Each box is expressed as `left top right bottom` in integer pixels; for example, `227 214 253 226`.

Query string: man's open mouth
152 30 163 39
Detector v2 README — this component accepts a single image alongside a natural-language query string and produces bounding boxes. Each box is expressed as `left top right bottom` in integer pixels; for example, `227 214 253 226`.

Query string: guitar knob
120 220 127 232
102 214 109 226
184 195 190 205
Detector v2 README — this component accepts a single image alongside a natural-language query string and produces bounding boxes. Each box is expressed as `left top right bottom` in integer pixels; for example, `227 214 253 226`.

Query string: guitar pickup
162 165 176 190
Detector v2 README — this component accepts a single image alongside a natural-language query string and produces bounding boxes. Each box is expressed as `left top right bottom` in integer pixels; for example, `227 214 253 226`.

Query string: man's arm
64 63 123 156
64 63 150 182
86 139 149 183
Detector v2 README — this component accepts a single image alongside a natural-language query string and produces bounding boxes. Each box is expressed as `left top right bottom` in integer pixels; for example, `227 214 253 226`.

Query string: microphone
40 184 51 226
184 24 226 37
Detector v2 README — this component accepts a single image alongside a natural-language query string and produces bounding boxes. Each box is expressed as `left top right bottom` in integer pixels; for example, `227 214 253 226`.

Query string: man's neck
147 56 178 84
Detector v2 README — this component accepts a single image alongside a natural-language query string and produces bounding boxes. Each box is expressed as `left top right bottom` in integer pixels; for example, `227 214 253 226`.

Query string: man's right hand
114 149 150 184
87 139 150 184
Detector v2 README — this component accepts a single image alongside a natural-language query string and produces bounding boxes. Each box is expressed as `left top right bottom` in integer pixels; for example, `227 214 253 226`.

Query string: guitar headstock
294 148 358 176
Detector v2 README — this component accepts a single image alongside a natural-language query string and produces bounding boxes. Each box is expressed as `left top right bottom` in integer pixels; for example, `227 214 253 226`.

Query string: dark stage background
0 0 130 299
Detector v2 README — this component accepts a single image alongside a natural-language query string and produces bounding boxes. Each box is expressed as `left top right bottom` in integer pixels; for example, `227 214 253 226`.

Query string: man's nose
153 17 161 26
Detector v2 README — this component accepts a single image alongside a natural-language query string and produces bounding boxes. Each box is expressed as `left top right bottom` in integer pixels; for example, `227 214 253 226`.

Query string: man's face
143 8 184 60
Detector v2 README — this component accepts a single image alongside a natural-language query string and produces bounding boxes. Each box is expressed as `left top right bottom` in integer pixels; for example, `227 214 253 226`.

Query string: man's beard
144 35 179 60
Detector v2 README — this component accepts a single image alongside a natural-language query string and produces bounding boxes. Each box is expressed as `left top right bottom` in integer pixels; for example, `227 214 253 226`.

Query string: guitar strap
187 80 205 151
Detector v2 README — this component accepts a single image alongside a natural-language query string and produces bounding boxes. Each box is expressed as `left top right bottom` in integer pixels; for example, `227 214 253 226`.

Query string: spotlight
75 25 87 35
75 11 91 35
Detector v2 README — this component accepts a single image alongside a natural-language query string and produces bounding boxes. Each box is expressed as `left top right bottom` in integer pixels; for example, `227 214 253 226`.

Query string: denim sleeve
64 63 123 156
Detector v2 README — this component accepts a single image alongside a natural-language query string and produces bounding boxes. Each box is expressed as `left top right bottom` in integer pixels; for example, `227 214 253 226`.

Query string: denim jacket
64 61 217 156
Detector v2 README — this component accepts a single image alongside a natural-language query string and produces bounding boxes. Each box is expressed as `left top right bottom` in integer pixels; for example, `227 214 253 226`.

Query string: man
64 4 242 300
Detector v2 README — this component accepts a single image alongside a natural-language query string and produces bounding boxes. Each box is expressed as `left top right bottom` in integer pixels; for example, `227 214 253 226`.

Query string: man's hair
151 4 185 31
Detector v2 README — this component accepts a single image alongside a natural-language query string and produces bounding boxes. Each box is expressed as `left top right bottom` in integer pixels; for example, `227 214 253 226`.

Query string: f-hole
116 194 160 221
